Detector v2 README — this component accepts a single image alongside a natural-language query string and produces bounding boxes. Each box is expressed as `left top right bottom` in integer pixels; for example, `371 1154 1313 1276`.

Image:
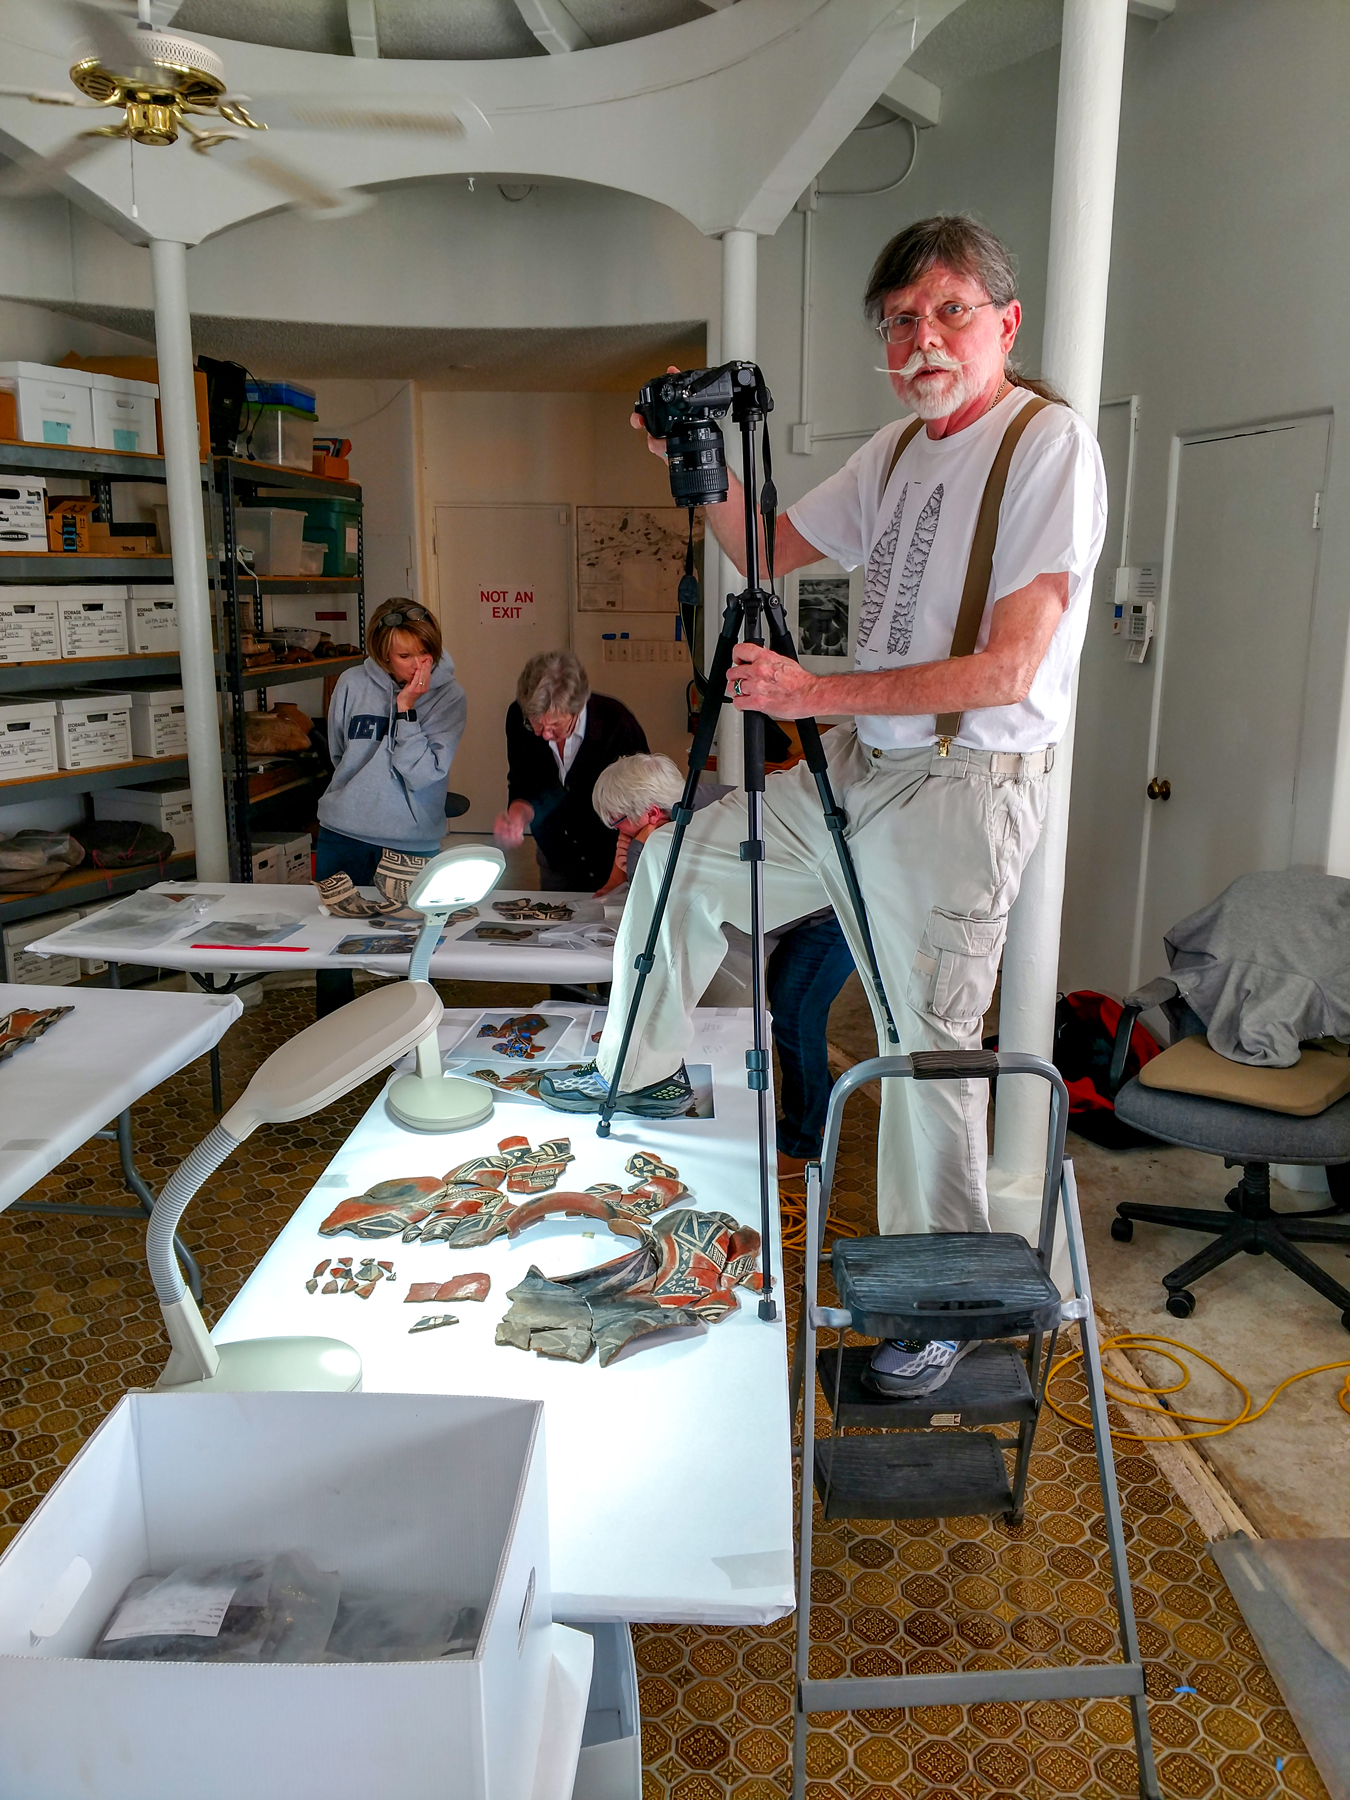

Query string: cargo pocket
906 908 1008 1025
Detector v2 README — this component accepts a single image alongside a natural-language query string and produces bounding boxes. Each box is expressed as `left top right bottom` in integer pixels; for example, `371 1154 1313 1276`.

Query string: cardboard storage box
3 910 82 985
253 830 310 884
117 686 186 759
46 496 99 554
0 697 58 778
250 842 284 883
572 1622 642 1800
0 476 48 550
0 362 94 447
89 371 158 455
0 592 60 664
93 778 193 854
59 355 208 464
0 1390 552 1800
126 585 178 652
56 588 131 659
30 690 134 770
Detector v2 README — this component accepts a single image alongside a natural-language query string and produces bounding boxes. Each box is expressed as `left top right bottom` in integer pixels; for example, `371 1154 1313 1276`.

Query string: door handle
1147 777 1172 801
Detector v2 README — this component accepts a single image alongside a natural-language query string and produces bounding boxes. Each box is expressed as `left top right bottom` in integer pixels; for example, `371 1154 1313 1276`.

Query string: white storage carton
56 587 131 659
0 591 61 663
0 362 94 447
29 690 134 770
93 778 193 854
3 910 82 985
572 1622 642 1800
251 843 283 883
123 686 186 759
74 901 115 977
125 585 178 652
0 475 48 550
0 696 58 779
89 371 158 455
253 829 310 884
0 1390 553 1800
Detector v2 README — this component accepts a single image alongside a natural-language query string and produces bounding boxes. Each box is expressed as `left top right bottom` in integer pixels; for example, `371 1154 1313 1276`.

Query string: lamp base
387 1071 495 1132
155 1336 362 1394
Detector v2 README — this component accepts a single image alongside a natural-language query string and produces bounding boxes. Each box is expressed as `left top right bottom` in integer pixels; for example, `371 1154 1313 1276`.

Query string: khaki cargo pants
595 726 1049 1234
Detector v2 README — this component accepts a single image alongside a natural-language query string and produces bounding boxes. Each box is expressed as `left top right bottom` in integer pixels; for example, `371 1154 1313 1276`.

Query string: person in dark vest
493 651 647 893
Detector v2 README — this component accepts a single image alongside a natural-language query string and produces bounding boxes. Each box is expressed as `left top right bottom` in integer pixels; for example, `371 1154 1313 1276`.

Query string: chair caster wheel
1166 1289 1195 1319
1111 1217 1134 1243
1224 1187 1241 1213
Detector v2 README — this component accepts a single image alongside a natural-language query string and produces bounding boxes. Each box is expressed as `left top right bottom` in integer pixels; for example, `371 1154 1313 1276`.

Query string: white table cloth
0 984 243 1210
214 1007 795 1626
29 882 617 986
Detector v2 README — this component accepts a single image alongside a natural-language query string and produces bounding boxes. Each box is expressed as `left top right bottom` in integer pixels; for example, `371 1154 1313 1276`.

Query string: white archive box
89 371 158 454
0 696 58 778
28 690 134 770
251 843 284 883
126 585 178 652
252 830 310 884
0 362 94 447
56 587 131 659
0 590 61 663
3 910 82 985
0 1390 554 1800
123 686 186 759
0 475 48 550
93 778 193 853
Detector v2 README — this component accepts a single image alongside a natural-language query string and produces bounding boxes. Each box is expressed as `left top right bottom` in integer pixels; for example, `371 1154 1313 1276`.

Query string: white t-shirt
787 387 1107 751
548 703 588 780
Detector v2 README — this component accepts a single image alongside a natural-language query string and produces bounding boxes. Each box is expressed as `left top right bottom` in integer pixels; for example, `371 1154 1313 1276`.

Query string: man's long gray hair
864 214 1063 403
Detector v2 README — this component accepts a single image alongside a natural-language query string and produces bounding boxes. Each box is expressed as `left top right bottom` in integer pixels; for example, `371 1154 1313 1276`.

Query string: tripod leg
764 600 898 1044
597 597 743 1138
742 707 778 1321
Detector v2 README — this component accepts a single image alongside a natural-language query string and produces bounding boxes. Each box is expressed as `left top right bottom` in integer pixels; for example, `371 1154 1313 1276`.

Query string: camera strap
679 510 704 697
760 421 778 584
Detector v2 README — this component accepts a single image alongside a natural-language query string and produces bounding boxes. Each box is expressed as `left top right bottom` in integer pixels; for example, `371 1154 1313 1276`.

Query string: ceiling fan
0 0 478 218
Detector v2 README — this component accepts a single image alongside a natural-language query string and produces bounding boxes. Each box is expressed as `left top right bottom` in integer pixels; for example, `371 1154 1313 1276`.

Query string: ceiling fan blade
61 0 160 84
234 149 372 221
0 86 106 107
0 130 114 197
247 94 481 140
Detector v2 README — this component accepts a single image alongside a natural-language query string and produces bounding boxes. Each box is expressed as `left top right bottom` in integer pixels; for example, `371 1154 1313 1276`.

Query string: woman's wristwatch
398 707 417 722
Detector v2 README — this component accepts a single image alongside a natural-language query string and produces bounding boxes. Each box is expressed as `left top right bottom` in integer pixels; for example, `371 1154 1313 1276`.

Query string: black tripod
598 369 898 1323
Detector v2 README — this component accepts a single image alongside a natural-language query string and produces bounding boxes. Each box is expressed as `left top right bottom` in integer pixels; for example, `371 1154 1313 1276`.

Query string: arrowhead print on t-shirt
856 483 945 656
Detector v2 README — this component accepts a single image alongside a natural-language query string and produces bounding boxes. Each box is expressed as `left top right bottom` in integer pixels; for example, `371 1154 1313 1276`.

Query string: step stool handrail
816 1050 1070 1267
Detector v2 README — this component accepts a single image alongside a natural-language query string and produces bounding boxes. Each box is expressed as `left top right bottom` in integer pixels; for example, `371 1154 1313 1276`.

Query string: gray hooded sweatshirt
318 651 467 853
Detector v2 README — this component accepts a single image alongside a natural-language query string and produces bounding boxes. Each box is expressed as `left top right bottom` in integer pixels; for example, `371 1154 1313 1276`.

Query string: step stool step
812 1431 1013 1521
816 1342 1036 1430
832 1233 1062 1339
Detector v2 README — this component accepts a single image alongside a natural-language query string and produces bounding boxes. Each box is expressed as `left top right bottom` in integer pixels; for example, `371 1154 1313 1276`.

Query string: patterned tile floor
0 989 1328 1800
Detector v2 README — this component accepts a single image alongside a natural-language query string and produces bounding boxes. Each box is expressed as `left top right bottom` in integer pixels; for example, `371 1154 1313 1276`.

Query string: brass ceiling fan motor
66 26 259 148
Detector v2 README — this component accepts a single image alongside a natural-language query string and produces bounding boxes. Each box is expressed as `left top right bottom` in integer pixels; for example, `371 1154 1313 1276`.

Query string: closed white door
433 503 572 830
1139 415 1329 963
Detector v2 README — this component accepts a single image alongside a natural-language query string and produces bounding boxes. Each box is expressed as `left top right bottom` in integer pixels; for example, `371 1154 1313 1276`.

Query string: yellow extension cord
778 1184 863 1256
1047 1332 1350 1442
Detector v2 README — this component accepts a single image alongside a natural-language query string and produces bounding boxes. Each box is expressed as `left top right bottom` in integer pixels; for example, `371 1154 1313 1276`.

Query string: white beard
883 347 980 420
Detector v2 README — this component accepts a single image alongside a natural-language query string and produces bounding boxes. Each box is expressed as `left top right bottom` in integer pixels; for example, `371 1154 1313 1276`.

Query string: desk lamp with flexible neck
386 843 506 1133
149 979 443 1394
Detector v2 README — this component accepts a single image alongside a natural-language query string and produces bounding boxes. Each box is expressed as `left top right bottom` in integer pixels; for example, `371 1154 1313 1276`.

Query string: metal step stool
792 1048 1160 1800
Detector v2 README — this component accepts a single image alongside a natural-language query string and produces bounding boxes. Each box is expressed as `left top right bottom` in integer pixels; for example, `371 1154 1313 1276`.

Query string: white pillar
150 239 229 883
713 227 758 789
987 0 1128 1233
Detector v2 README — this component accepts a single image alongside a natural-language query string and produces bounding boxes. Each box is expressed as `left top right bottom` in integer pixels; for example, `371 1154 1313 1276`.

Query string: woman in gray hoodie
314 597 467 1014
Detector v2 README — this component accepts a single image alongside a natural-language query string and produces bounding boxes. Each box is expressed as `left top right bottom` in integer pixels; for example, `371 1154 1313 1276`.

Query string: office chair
1106 976 1350 1327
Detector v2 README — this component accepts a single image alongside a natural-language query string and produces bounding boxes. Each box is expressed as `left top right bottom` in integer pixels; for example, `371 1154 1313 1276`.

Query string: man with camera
539 215 1106 1398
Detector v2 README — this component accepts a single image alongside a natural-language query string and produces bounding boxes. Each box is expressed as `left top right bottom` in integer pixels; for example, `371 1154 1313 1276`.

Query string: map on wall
577 506 703 612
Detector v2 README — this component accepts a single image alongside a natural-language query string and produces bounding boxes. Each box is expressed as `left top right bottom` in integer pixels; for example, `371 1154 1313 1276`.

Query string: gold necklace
983 376 1009 417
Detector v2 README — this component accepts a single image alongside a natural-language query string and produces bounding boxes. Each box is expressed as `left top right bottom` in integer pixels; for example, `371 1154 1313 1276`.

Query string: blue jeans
767 911 856 1160
314 826 383 1018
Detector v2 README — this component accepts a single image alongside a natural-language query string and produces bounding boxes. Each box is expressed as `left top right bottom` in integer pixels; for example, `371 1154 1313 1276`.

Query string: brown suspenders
879 394 1053 745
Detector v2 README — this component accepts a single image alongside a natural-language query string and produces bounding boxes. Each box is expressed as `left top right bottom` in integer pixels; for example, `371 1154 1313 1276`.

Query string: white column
987 0 1128 1238
150 239 229 883
713 227 758 788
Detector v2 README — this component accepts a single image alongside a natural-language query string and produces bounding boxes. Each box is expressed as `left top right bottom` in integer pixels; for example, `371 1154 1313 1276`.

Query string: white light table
0 983 243 1299
215 1007 796 1626
31 881 617 1112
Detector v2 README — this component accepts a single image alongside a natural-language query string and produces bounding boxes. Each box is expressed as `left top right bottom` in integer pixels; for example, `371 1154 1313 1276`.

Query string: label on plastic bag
102 1577 238 1640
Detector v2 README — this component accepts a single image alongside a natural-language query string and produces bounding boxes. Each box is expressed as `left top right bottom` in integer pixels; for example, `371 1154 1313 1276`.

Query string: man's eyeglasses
377 604 433 629
876 300 997 345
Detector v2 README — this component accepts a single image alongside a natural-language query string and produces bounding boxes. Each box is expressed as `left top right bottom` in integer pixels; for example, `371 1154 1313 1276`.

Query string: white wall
1064 0 1350 996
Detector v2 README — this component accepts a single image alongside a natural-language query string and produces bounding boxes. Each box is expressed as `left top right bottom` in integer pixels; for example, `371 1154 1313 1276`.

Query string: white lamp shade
410 843 507 911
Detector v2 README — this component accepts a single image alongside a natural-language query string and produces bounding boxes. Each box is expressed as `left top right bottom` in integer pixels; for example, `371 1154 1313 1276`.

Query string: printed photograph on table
333 932 421 957
188 918 306 949
441 1009 583 1063
443 1057 715 1116
797 574 851 657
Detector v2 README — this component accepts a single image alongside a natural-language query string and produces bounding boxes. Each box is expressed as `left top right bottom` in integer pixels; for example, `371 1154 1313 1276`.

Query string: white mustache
896 347 964 378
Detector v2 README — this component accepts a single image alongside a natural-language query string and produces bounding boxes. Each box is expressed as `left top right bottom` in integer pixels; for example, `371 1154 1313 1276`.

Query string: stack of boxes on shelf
0 362 159 455
245 377 316 471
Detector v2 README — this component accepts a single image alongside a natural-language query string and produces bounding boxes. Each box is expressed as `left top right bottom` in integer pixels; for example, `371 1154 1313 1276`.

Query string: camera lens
665 418 729 507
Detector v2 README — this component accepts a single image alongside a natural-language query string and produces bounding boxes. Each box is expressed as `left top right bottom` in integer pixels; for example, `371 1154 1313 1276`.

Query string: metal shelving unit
211 456 363 882
0 440 191 952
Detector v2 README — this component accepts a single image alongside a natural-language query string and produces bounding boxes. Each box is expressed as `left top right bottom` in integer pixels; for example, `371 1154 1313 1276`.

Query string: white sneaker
866 1337 979 1398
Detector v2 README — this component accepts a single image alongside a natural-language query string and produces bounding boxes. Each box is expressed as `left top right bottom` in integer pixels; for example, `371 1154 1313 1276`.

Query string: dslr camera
634 361 772 508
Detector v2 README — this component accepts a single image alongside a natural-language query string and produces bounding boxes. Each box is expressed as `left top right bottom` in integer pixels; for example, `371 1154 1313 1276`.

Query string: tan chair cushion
1139 1035 1350 1116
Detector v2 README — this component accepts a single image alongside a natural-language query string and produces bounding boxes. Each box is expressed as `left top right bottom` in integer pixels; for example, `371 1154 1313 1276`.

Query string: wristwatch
398 708 417 722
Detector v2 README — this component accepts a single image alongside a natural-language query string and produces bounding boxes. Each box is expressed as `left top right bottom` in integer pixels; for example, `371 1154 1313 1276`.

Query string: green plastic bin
266 496 361 578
